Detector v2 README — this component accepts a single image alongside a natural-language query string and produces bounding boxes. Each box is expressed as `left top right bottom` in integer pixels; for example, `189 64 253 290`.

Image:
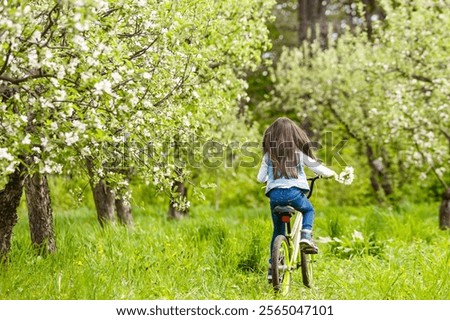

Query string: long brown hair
262 117 315 179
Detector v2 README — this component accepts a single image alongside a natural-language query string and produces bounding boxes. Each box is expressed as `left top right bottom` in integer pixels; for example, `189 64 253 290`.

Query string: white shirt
257 152 335 194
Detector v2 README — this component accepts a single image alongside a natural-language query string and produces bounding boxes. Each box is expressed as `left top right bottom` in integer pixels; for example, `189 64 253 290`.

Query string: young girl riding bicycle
257 117 336 280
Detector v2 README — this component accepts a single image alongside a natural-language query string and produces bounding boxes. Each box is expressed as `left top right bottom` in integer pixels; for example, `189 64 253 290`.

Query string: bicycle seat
274 206 296 214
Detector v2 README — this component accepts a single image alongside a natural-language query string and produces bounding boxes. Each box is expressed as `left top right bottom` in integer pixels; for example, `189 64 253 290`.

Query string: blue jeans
268 187 315 262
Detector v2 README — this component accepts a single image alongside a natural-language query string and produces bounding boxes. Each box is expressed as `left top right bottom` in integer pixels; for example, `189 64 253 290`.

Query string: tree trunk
114 171 134 226
0 164 25 260
91 179 116 227
366 145 393 199
298 0 309 44
362 0 386 39
24 173 56 254
115 197 133 226
439 188 450 230
167 181 188 220
362 0 375 39
297 0 326 46
86 158 115 227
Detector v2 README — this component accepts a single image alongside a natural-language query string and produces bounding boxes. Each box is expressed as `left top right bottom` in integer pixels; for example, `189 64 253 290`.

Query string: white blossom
67 58 80 74
28 49 40 68
74 22 86 32
64 132 79 146
50 122 58 131
41 137 48 147
72 120 86 133
57 66 66 79
31 30 41 42
86 56 99 67
352 230 364 241
53 163 63 174
54 90 67 101
41 163 52 174
22 134 31 145
192 90 200 99
130 96 139 106
4 161 16 173
0 148 14 161
94 79 113 95
73 35 89 51
111 72 122 83
436 167 445 178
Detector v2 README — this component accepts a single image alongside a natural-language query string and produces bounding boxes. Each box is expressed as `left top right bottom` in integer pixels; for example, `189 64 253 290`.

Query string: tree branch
441 128 450 143
0 45 11 76
153 55 192 108
326 98 361 141
128 37 159 61
413 141 448 189
0 73 55 85
101 8 121 18
392 66 433 84
41 4 59 39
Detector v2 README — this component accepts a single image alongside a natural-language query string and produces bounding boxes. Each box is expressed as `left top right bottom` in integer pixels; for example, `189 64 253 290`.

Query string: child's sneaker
267 265 272 283
300 230 319 254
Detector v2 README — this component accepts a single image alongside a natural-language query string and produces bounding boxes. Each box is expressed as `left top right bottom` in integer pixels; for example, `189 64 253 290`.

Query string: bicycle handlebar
306 176 321 199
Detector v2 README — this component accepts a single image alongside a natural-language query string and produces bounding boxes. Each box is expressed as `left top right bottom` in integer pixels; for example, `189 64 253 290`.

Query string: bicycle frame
283 210 303 269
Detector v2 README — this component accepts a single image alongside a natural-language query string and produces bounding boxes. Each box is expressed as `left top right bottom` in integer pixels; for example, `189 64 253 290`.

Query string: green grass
1 202 449 300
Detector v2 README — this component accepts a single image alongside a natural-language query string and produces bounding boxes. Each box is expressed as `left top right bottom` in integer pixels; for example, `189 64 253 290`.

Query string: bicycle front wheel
301 251 313 288
271 235 291 294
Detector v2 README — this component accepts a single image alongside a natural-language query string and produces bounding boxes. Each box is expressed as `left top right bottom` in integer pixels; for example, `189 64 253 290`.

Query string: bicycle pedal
301 248 319 254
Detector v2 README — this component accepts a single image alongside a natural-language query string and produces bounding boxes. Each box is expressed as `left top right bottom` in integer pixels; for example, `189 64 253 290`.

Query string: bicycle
271 176 320 294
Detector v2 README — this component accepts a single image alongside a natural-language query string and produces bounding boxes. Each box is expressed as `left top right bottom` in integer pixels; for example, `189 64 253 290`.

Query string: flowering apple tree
263 0 450 228
0 0 274 255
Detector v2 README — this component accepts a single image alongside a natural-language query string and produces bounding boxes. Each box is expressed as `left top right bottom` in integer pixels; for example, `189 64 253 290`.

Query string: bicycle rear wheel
271 235 291 294
301 251 313 288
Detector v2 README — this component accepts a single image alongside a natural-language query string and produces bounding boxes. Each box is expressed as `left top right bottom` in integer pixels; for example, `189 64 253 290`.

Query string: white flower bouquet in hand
334 166 354 185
